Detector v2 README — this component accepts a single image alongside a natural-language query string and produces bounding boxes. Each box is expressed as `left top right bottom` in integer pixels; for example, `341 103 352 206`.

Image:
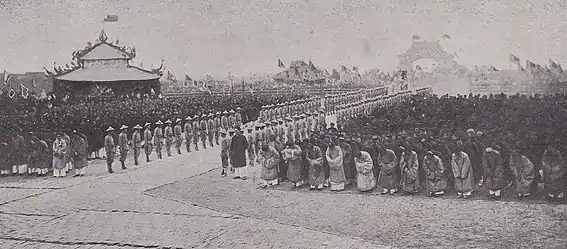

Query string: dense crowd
0 94 308 154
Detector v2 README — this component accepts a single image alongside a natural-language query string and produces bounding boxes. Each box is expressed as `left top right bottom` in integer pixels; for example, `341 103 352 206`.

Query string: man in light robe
483 145 505 199
228 110 236 128
221 111 229 131
70 132 88 176
306 139 324 190
259 144 280 188
192 115 200 151
355 150 376 192
143 123 153 162
230 127 249 179
184 117 193 153
132 125 142 165
423 151 447 197
164 120 174 157
246 126 256 167
326 137 346 191
52 133 68 177
118 125 129 170
452 141 475 198
220 129 229 176
399 145 420 195
283 140 304 188
174 119 183 154
154 121 164 159
377 143 399 195
542 140 565 201
63 133 73 173
509 143 535 198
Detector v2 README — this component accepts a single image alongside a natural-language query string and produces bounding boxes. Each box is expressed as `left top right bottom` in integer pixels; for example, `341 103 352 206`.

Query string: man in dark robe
483 144 505 199
72 132 88 176
230 127 249 180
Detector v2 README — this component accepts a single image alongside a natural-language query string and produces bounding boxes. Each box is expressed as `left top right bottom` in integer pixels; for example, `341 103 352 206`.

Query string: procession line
0 211 60 217
0 236 182 248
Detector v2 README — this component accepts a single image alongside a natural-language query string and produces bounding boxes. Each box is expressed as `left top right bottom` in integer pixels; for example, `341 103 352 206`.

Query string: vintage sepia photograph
0 0 566 248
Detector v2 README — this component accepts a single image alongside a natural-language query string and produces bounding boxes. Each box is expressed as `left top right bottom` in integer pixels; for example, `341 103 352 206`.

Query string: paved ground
0 114 565 248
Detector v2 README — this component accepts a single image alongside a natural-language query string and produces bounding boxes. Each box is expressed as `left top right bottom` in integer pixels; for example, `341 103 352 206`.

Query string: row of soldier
259 97 321 122
324 87 388 114
101 108 248 173
336 90 417 126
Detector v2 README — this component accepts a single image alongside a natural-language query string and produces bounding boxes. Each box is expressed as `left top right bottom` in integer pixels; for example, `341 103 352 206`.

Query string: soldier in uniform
260 105 267 122
132 124 142 166
200 114 208 149
154 120 164 159
184 116 193 152
174 118 183 154
319 109 327 131
214 111 222 145
306 112 313 137
207 113 215 148
118 125 129 169
235 107 243 128
143 123 153 162
254 123 263 158
293 115 302 142
264 121 273 148
192 115 200 151
221 111 229 131
164 120 174 157
286 116 295 144
277 119 286 143
104 126 116 173
228 110 236 128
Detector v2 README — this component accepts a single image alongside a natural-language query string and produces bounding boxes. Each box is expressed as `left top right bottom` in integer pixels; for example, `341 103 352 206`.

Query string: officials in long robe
143 123 153 162
132 125 142 165
509 146 535 198
72 132 88 176
104 127 116 173
326 138 346 191
541 143 565 200
305 139 325 190
259 144 279 187
423 151 447 197
283 141 304 188
354 150 376 192
220 129 229 176
483 145 505 199
377 143 399 195
52 133 68 177
10 132 26 175
246 126 256 167
399 145 420 194
452 142 475 198
37 139 51 176
230 127 249 179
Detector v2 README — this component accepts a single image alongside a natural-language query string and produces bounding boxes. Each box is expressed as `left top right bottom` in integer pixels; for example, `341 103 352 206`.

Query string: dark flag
278 59 285 68
442 33 451 39
412 35 420 40
104 15 119 22
509 53 520 64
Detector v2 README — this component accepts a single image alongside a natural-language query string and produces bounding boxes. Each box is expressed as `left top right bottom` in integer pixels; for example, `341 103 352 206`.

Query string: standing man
246 126 256 167
326 137 346 191
228 110 236 128
104 126 116 173
10 130 26 175
132 124 142 165
214 111 222 145
208 113 215 148
230 127 249 180
200 114 208 149
221 111 229 131
143 123 153 162
399 144 420 195
483 144 505 200
306 139 325 190
72 131 88 176
235 107 243 128
192 115 200 151
154 120 164 159
184 116 193 153
52 133 68 177
164 120 174 157
174 119 183 154
118 125 129 170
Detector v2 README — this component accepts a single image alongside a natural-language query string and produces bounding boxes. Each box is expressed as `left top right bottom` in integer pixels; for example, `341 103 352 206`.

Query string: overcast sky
1 0 567 78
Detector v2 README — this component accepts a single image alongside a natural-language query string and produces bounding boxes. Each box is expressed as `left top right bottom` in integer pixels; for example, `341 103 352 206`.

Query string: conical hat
165 120 172 124
133 124 142 129
120 125 128 130
106 126 115 132
155 120 163 125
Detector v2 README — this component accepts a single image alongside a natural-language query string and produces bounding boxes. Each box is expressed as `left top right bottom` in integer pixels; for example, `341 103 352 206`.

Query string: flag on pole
278 58 285 68
412 35 420 40
8 88 16 98
20 84 28 99
549 59 563 73
3 70 11 84
442 33 451 39
104 15 119 22
509 53 520 64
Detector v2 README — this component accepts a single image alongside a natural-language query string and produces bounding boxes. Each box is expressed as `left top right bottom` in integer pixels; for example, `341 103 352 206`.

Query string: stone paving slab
0 188 50 205
0 213 56 235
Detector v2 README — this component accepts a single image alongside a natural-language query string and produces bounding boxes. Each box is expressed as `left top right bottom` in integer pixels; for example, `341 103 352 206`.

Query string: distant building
49 30 163 98
0 72 52 98
272 60 327 85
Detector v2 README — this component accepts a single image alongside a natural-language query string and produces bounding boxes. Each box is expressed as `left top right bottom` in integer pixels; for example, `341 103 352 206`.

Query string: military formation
102 107 247 173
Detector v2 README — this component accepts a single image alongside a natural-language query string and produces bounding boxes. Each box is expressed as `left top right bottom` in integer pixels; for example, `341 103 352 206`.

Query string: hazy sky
1 0 567 78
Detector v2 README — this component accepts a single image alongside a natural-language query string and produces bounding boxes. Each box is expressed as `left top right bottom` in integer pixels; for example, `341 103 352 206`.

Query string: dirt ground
148 168 567 249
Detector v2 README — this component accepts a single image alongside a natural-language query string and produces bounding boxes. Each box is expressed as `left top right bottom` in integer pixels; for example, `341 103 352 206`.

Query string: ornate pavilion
47 30 164 99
